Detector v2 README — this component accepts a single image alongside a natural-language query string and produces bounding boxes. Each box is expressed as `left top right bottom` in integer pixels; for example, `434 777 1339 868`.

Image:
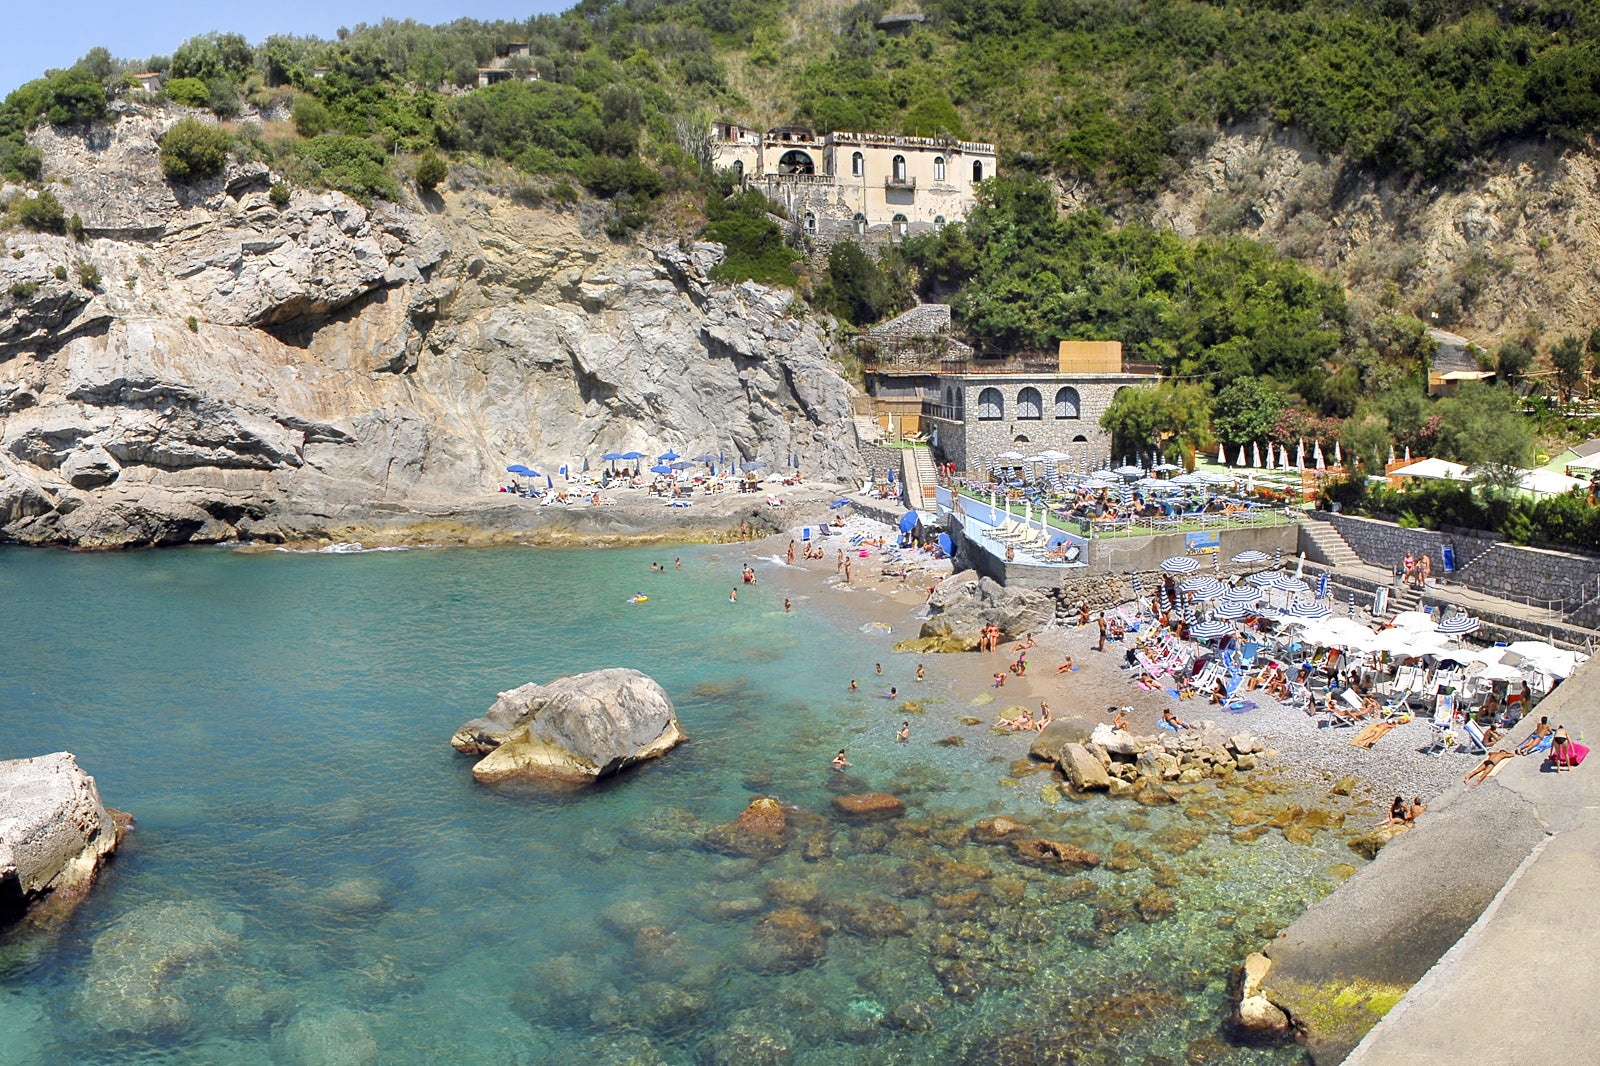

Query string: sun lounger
1423 694 1456 754
1461 719 1490 754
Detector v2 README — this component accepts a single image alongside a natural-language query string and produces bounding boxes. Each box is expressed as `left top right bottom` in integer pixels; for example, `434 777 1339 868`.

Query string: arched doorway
892 213 908 240
972 160 984 182
778 150 814 175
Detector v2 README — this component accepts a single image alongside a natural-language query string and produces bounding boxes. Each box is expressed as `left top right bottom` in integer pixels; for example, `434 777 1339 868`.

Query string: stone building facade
709 123 996 246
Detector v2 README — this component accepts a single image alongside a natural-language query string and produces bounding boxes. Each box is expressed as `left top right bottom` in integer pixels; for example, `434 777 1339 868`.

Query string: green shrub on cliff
159 119 234 180
705 189 799 289
296 135 396 203
413 150 446 192
8 190 66 234
163 77 211 109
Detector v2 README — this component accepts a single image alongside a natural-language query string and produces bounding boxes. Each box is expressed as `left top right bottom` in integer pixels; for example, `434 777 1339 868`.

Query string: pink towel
1553 741 1589 768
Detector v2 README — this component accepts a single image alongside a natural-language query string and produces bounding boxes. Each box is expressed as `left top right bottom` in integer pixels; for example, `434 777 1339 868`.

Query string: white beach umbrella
1235 445 1247 467
1252 442 1262 468
1265 446 1275 471
1333 441 1342 466
1388 442 1396 465
1404 445 1411 462
1280 444 1291 469
1313 441 1325 471
1217 443 1227 465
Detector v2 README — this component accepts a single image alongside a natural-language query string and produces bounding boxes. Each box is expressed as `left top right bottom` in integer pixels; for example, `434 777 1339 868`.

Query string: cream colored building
709 123 996 245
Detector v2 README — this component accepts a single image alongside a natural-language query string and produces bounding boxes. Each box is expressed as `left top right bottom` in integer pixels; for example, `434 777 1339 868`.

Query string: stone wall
1320 513 1497 577
1321 513 1600 612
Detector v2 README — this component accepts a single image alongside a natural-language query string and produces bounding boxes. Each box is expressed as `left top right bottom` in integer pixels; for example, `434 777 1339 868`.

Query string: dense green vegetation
158 118 234 180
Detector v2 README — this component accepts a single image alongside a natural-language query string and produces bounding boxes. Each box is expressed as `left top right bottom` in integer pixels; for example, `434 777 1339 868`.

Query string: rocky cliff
0 109 863 548
1076 122 1600 350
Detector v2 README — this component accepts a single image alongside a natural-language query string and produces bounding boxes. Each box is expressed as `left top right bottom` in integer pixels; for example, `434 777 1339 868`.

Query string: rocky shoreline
0 752 127 927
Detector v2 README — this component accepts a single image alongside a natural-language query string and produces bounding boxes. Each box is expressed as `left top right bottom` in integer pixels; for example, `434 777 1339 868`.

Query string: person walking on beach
916 664 925 683
1079 602 1091 627
837 549 845 573
897 721 910 743
787 540 795 565
1096 614 1108 652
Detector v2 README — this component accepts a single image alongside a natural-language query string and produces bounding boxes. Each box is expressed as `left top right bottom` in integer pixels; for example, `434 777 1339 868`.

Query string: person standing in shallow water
897 721 910 743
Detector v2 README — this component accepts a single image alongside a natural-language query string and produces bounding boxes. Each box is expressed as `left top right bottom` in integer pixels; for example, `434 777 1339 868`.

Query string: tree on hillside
1433 383 1533 496
1495 336 1534 383
813 242 911 328
1588 328 1600 391
1211 378 1286 447
1550 333 1585 403
1101 383 1212 462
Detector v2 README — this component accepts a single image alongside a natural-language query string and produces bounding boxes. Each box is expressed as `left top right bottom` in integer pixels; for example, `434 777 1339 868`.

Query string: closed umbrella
1333 441 1342 466
1131 573 1146 598
1314 441 1325 471
1252 442 1262 468
1235 446 1247 467
1296 439 1305 470
1161 556 1200 575
1217 443 1227 465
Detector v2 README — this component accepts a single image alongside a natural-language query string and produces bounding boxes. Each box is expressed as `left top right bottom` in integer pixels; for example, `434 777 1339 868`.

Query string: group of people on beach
1401 551 1433 590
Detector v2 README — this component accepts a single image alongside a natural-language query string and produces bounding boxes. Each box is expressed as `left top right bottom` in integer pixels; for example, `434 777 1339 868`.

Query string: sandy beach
725 509 1491 810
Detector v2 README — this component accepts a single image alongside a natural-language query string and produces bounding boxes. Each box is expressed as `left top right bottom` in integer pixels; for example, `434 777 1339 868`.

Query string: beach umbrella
1154 462 1182 472
1231 549 1271 565
1217 443 1227 465
1316 572 1329 600
1131 573 1145 598
1182 575 1225 600
1161 555 1200 575
602 452 624 462
1234 446 1247 467
650 464 673 474
1223 587 1264 609
658 450 681 461
670 461 692 470
1314 441 1325 471
621 451 645 461
1265 445 1275 471
506 464 538 477
1158 585 1170 612
1280 444 1291 469
1333 441 1342 466
743 460 769 471
898 511 919 534
1192 619 1234 640
1388 442 1396 465
1252 442 1262 468
1287 599 1331 620
1213 603 1250 621
1404 445 1411 462
1270 574 1309 594
1436 613 1480 636
1247 571 1279 588
1114 464 1144 478
1172 473 1206 487
693 453 718 463
1389 610 1436 632
1273 546 1282 567
545 474 553 490
1348 594 1357 617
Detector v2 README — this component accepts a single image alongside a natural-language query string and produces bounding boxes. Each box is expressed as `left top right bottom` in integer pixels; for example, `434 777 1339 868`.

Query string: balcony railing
885 176 917 191
921 401 964 422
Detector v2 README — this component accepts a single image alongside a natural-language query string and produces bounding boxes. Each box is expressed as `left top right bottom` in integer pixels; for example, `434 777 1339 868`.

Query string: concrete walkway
1343 656 1600 1064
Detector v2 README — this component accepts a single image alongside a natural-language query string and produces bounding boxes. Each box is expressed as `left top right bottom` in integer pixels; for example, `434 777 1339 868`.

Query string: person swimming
885 686 898 700
832 749 850 771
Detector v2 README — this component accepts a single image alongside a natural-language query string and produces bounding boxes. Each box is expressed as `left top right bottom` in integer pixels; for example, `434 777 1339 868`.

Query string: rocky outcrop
1059 743 1112 792
701 797 791 859
0 752 125 925
452 668 684 785
917 571 1055 649
830 792 906 821
0 107 864 548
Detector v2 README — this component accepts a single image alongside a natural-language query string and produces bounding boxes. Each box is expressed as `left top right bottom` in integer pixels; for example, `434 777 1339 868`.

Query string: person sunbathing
1515 716 1553 755
997 709 1034 731
1162 708 1193 731
1405 796 1426 823
1465 750 1515 785
1034 702 1053 732
1112 707 1129 731
1209 678 1228 705
1378 795 1408 825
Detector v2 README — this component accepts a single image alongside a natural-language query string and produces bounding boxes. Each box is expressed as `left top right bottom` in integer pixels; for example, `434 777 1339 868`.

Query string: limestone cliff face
1068 122 1600 350
0 109 862 547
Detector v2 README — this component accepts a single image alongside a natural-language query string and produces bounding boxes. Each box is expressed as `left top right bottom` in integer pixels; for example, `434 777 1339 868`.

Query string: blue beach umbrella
621 451 645 461
898 511 920 534
1213 603 1250 621
506 464 538 477
659 450 681 461
694 453 718 463
1182 575 1225 600
1130 573 1145 597
938 532 954 556
602 452 624 462
743 460 769 471
1288 599 1331 620
650 464 673 474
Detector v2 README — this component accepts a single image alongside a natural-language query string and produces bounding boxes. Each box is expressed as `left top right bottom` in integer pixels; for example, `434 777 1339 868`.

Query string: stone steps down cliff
0 108 867 548
898 444 940 511
1300 518 1363 570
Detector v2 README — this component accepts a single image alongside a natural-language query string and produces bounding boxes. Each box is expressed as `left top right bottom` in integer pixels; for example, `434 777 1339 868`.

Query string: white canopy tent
1391 458 1474 481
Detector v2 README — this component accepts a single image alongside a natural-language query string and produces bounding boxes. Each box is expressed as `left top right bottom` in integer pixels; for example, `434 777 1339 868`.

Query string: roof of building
1427 328 1485 375
876 13 927 27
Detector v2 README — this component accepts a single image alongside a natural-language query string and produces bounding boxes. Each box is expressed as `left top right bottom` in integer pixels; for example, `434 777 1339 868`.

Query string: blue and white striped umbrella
1436 613 1480 636
1158 584 1171 612
1131 573 1145 597
1181 575 1225 600
1222 587 1264 609
1247 571 1280 588
1161 556 1200 575
1269 574 1309 594
1231 549 1271 565
1348 595 1357 617
1192 619 1234 639
1288 599 1332 620
1213 603 1250 620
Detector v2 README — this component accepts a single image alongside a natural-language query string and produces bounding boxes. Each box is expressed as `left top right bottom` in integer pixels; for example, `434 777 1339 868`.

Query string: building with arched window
708 123 997 246
1054 387 1080 419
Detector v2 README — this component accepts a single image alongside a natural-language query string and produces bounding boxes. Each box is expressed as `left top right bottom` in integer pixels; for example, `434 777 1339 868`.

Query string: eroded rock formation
0 751 125 925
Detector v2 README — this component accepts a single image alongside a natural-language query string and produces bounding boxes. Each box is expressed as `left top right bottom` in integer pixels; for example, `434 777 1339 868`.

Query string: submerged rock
453 668 684 786
702 797 791 859
1028 718 1094 762
831 793 906 822
74 900 244 1038
0 752 125 926
1011 838 1102 871
748 907 826 971
275 1007 379 1066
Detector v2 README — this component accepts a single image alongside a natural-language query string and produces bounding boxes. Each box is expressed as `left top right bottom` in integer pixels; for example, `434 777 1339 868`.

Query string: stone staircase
899 444 940 511
1301 518 1363 570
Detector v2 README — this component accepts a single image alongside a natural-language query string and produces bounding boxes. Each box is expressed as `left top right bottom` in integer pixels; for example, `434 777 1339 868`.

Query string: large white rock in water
0 752 123 924
452 668 685 785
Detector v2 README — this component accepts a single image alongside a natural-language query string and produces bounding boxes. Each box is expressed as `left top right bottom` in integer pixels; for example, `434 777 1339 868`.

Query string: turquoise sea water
0 545 1342 1065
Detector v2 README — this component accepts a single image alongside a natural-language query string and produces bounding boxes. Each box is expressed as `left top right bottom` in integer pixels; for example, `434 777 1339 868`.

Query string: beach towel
1157 719 1179 733
1552 741 1589 769
1222 699 1258 714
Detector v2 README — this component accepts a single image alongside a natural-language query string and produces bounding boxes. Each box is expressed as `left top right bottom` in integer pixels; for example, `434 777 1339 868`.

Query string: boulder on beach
1029 718 1094 762
917 571 1054 649
1011 838 1102 870
1059 743 1112 792
451 669 684 786
701 797 791 859
1 752 125 925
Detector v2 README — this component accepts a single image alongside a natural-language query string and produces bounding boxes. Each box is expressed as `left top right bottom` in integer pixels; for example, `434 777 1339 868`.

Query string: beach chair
1423 694 1457 754
1285 681 1312 713
1460 719 1490 754
1238 642 1262 670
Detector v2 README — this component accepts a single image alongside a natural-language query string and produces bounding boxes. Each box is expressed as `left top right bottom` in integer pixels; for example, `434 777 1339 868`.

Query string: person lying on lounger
1465 750 1514 785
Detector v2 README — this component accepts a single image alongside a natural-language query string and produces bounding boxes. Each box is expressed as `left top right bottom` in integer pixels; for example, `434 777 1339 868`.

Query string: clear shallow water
0 545 1336 1065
